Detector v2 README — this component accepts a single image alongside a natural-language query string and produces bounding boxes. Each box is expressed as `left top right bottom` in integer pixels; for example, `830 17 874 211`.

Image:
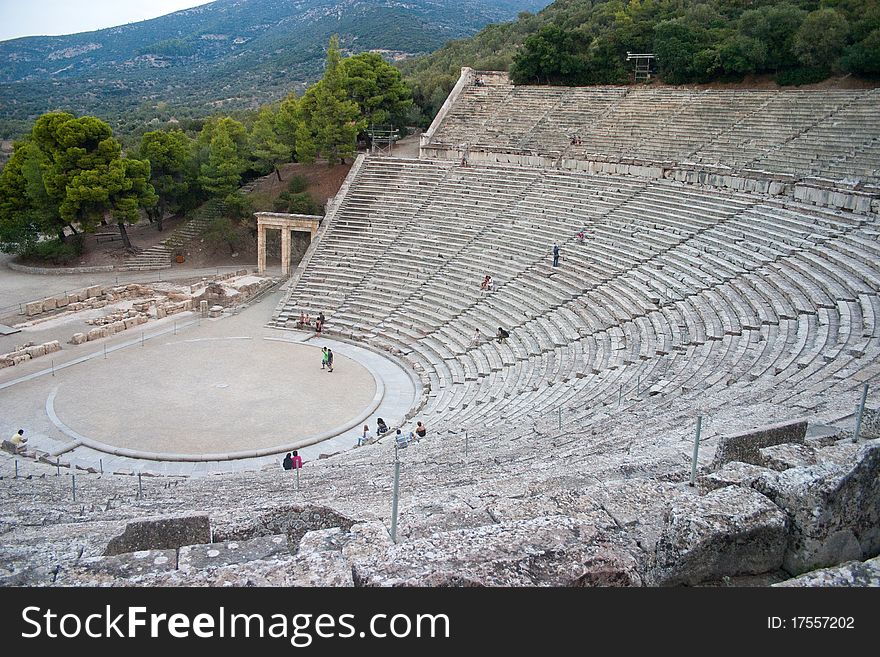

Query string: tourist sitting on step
496 326 509 342
357 424 374 447
480 275 494 293
297 311 312 329
471 328 483 345
576 230 586 243
10 429 27 453
315 311 326 334
291 450 303 469
376 418 390 435
414 421 427 440
282 453 293 470
395 429 409 450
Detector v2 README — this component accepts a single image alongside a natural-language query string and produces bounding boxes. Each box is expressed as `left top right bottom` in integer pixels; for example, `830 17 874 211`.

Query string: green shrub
287 175 309 194
776 66 831 86
22 234 85 265
286 192 323 216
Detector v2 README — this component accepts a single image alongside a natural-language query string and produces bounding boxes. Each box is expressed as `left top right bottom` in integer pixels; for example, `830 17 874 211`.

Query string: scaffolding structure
626 52 656 82
367 125 400 156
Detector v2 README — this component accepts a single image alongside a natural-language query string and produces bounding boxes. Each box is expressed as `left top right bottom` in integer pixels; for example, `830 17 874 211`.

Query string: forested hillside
402 0 880 123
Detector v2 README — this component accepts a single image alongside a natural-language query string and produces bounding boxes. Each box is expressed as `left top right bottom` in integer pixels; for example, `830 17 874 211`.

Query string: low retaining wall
7 261 115 275
712 419 808 468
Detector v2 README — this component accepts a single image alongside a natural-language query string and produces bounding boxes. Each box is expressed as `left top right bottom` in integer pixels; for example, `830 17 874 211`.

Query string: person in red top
291 450 303 469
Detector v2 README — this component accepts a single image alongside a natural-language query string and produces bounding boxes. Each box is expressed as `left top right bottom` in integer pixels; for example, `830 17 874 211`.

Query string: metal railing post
390 457 401 544
690 416 703 487
853 383 869 443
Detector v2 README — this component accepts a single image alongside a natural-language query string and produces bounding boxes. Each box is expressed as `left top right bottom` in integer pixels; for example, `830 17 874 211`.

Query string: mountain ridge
0 0 549 135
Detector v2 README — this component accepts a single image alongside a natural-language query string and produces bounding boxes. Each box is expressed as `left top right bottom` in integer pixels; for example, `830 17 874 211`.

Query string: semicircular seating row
276 157 880 439
429 83 880 185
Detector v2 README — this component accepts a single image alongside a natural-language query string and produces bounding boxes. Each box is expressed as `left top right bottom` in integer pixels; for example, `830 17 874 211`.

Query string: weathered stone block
652 486 788 586
759 443 817 471
43 340 61 354
85 285 104 298
774 556 880 587
177 535 288 572
752 440 880 575
25 301 43 316
86 327 104 341
698 461 772 494
712 419 808 468
353 514 642 587
156 306 166 319
69 333 87 345
54 295 69 308
25 345 46 359
41 297 56 311
104 514 211 556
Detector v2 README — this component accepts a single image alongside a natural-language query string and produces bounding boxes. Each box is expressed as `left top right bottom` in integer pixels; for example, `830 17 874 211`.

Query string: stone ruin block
652 486 788 586
11 354 31 365
104 514 211 556
85 284 104 298
751 440 880 576
40 297 56 311
54 294 69 308
86 327 105 341
759 443 817 471
0 357 13 369
156 306 167 319
24 344 46 359
711 419 808 469
25 301 43 316
69 333 86 345
124 318 137 330
44 340 61 354
108 320 126 335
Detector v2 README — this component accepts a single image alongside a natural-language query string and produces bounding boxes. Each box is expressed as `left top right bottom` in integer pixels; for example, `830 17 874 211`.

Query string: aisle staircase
119 202 226 271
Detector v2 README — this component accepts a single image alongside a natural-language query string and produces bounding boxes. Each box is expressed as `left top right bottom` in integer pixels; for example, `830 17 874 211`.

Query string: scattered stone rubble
0 340 62 369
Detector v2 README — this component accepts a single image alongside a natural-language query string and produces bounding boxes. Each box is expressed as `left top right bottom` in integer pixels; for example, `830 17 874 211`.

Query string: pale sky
0 0 216 42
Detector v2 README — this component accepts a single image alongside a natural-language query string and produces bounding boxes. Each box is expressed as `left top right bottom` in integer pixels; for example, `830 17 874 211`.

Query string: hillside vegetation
0 0 550 140
402 0 880 123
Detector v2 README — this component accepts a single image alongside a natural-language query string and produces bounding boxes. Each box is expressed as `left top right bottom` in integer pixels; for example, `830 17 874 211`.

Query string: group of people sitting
396 421 427 449
355 418 426 449
570 135 583 145
471 327 509 345
282 450 303 470
297 311 326 333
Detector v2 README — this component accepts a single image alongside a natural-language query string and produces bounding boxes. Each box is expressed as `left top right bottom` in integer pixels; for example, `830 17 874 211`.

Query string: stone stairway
119 202 225 271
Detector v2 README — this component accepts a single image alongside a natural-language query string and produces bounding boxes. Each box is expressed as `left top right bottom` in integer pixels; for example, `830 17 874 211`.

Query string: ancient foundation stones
774 556 880 587
353 514 643 587
711 419 808 468
698 461 771 494
177 535 289 572
751 440 880 575
211 504 357 553
652 486 788 586
0 340 62 368
758 443 818 471
104 514 211 556
62 550 179 585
